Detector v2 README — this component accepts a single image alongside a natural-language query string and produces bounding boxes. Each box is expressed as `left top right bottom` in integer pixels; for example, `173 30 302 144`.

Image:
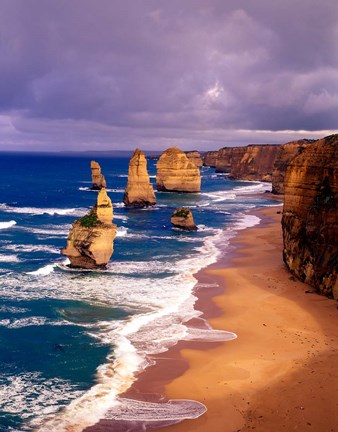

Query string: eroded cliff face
61 189 116 269
123 148 156 207
282 135 338 299
91 161 107 190
185 151 203 167
214 145 280 181
272 140 315 194
171 207 197 231
203 151 219 167
156 147 201 192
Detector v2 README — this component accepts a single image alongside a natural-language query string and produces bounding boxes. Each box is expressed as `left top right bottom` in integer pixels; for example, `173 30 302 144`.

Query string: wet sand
86 206 337 432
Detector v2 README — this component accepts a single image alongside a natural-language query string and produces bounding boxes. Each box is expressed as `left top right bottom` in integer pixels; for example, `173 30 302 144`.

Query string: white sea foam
0 203 86 217
0 305 28 314
2 244 60 254
234 214 261 230
115 227 128 237
0 220 16 229
27 264 57 276
0 253 20 263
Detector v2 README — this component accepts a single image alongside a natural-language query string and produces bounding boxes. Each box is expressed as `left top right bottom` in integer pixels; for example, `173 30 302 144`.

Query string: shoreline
85 205 337 432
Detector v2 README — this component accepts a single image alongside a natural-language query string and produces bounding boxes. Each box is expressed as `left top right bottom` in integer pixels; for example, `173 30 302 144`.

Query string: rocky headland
271 139 315 194
123 148 156 207
203 150 218 167
156 147 201 192
282 134 338 299
91 160 107 190
61 189 117 269
171 207 198 231
185 151 203 167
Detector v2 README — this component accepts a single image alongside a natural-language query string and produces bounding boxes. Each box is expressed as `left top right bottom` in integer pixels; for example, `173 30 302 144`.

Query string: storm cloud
0 0 337 151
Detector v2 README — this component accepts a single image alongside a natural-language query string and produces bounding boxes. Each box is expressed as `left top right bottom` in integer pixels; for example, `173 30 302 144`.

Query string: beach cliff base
159 207 337 432
84 207 337 432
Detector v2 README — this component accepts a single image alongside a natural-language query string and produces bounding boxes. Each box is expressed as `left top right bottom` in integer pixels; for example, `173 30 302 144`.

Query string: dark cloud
0 0 337 151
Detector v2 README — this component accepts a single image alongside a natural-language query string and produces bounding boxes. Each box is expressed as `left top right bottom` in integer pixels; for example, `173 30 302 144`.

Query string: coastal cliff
171 207 197 231
203 151 219 167
272 139 315 194
123 148 156 207
61 189 117 269
215 145 281 181
156 147 201 192
282 135 338 299
185 151 203 167
91 161 107 190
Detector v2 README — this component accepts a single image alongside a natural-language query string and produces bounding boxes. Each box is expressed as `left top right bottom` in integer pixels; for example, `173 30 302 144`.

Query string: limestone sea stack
156 147 201 192
203 151 219 167
282 135 338 299
61 189 117 269
123 148 156 207
171 207 198 231
91 160 107 190
185 151 203 167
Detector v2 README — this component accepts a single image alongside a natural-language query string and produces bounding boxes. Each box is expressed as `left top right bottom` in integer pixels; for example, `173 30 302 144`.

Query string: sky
0 0 338 152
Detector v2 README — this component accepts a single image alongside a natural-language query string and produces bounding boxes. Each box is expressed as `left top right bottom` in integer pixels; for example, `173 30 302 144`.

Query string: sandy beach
86 206 337 432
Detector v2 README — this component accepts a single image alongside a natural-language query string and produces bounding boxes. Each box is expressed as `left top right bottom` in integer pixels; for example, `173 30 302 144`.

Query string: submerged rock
156 147 201 193
171 207 198 231
282 134 338 299
123 148 156 207
61 189 116 269
91 160 107 190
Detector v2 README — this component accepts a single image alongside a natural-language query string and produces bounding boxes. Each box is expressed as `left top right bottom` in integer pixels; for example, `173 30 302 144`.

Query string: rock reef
91 161 107 190
61 189 117 269
123 148 156 207
185 151 203 167
272 140 315 194
282 135 338 299
156 147 201 193
171 207 197 231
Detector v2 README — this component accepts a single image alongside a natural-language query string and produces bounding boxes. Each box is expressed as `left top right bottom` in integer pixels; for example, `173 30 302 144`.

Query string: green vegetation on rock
79 211 102 227
173 207 190 218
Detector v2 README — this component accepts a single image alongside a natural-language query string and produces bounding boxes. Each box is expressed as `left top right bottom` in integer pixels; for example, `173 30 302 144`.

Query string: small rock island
123 148 156 207
61 189 117 269
156 147 201 193
91 160 107 190
171 207 198 231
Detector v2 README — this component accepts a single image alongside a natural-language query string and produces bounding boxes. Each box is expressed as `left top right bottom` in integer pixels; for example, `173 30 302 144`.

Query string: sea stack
171 207 198 231
185 151 203 167
61 189 117 269
91 160 107 190
156 147 201 193
282 135 338 299
123 148 156 207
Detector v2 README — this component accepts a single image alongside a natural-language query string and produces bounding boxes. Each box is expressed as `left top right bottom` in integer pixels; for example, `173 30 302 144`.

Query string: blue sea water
0 153 279 431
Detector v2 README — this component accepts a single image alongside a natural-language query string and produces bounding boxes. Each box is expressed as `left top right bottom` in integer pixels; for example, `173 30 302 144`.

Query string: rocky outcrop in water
185 151 203 167
61 189 117 269
123 148 156 207
272 140 315 194
91 161 107 190
156 147 201 192
282 135 338 299
171 207 198 231
215 145 281 181
203 151 219 167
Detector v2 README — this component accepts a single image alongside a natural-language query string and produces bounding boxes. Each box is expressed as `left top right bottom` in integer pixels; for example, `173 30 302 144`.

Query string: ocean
0 153 279 431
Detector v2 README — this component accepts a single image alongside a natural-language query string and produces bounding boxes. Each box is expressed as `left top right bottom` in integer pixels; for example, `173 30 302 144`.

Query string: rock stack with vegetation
61 189 116 269
171 207 198 231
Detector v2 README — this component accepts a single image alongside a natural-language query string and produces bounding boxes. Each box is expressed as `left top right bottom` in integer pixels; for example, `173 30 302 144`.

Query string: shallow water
0 153 279 431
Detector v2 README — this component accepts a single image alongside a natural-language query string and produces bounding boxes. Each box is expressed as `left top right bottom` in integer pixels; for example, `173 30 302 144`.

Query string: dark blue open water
0 153 279 431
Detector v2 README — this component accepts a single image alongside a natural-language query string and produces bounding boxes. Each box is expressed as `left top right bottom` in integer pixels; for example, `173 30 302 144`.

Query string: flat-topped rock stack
91 160 107 190
156 147 201 193
185 151 203 168
123 148 156 207
61 189 117 269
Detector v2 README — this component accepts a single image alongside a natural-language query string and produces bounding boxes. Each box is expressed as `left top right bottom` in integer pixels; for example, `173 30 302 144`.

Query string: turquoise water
0 153 278 431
